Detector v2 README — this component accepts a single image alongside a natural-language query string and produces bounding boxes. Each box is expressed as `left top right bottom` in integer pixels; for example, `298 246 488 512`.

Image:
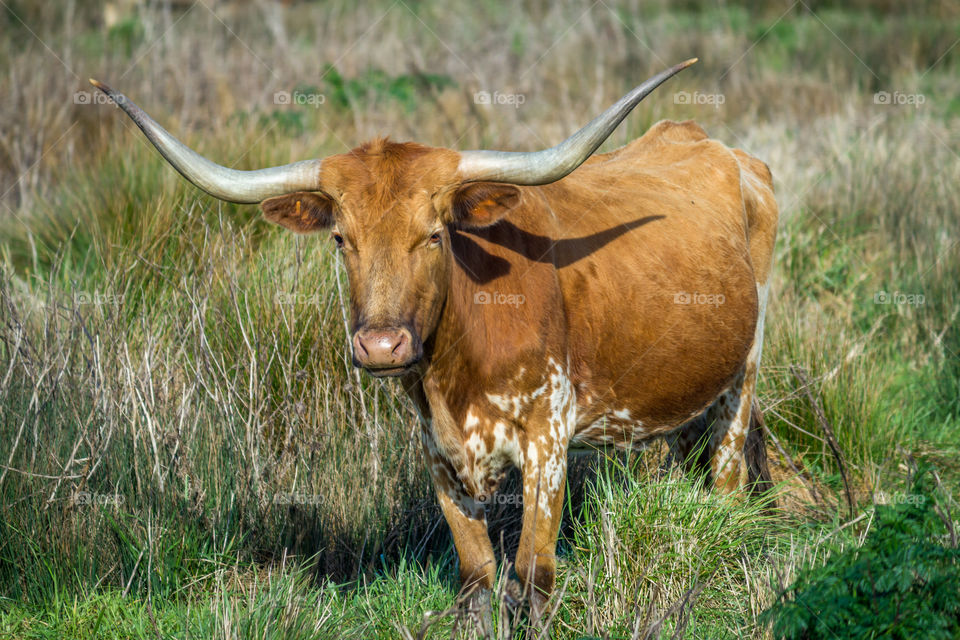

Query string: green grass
1 1 959 637
0 464 800 639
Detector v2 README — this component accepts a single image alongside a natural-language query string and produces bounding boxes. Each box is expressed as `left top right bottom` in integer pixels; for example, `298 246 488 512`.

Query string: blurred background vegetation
1 0 958 637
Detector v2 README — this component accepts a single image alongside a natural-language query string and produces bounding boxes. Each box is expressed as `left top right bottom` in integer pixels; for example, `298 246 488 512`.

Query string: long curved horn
89 80 323 203
457 58 697 185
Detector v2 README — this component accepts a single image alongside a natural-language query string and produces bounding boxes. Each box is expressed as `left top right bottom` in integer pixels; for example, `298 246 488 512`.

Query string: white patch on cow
526 442 539 467
464 409 481 432
545 358 576 442
461 408 525 501
465 431 487 459
524 461 559 519
569 409 653 450
537 481 554 517
493 420 523 468
542 453 564 494
486 393 516 415
493 420 507 444
709 382 748 480
487 382 548 420
610 407 648 442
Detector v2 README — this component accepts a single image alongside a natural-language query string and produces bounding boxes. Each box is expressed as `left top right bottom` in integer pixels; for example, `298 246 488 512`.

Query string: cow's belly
568 407 666 451
566 365 741 452
561 237 758 444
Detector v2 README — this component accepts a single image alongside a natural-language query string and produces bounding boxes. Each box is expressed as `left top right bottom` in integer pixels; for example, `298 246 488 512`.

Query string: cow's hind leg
707 367 751 491
745 397 773 495
708 281 770 493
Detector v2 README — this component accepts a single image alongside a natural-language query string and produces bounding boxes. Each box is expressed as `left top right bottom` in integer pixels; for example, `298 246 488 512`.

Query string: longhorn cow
91 58 777 622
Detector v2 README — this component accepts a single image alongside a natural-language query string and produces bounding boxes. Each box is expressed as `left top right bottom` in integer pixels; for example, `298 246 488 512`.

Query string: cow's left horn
457 58 697 186
89 80 324 203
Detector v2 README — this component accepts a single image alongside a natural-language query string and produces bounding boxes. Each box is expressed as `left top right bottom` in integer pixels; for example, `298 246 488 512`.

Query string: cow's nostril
390 332 408 356
353 332 369 357
353 327 417 370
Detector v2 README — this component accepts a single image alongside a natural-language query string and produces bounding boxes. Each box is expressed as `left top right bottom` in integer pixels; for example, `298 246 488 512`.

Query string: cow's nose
352 327 416 370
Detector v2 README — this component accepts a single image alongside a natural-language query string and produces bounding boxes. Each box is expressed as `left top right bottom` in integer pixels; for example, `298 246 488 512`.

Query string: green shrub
322 65 455 112
765 468 960 639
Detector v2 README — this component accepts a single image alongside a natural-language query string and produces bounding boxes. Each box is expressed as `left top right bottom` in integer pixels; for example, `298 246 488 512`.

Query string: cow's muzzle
352 326 422 377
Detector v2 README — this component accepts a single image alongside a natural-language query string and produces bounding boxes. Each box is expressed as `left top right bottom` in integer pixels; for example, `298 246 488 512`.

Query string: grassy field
1 0 958 637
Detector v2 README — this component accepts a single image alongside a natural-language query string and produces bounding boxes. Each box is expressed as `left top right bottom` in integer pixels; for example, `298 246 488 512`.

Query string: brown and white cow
92 58 777 622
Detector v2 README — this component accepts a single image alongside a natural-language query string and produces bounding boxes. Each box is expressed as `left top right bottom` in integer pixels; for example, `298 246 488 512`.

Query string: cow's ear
450 183 521 229
261 192 335 234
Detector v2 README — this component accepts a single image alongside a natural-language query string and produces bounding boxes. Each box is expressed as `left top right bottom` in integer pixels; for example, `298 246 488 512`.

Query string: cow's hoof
455 587 493 639
501 578 552 633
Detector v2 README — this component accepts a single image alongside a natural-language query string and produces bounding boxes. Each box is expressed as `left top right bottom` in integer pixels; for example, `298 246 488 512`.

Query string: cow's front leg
422 435 495 633
435 476 496 592
409 376 496 607
515 440 568 621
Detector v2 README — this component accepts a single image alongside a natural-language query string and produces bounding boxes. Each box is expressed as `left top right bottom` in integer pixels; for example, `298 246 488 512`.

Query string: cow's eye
428 231 442 247
332 232 344 248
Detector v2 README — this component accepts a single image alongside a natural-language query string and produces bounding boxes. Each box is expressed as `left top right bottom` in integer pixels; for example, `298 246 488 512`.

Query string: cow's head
90 59 694 377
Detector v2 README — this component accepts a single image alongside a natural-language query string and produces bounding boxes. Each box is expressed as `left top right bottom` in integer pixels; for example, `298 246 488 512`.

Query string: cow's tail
745 398 774 500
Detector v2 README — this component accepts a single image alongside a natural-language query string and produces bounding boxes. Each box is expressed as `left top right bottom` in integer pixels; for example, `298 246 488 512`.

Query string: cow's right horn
90 80 324 204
